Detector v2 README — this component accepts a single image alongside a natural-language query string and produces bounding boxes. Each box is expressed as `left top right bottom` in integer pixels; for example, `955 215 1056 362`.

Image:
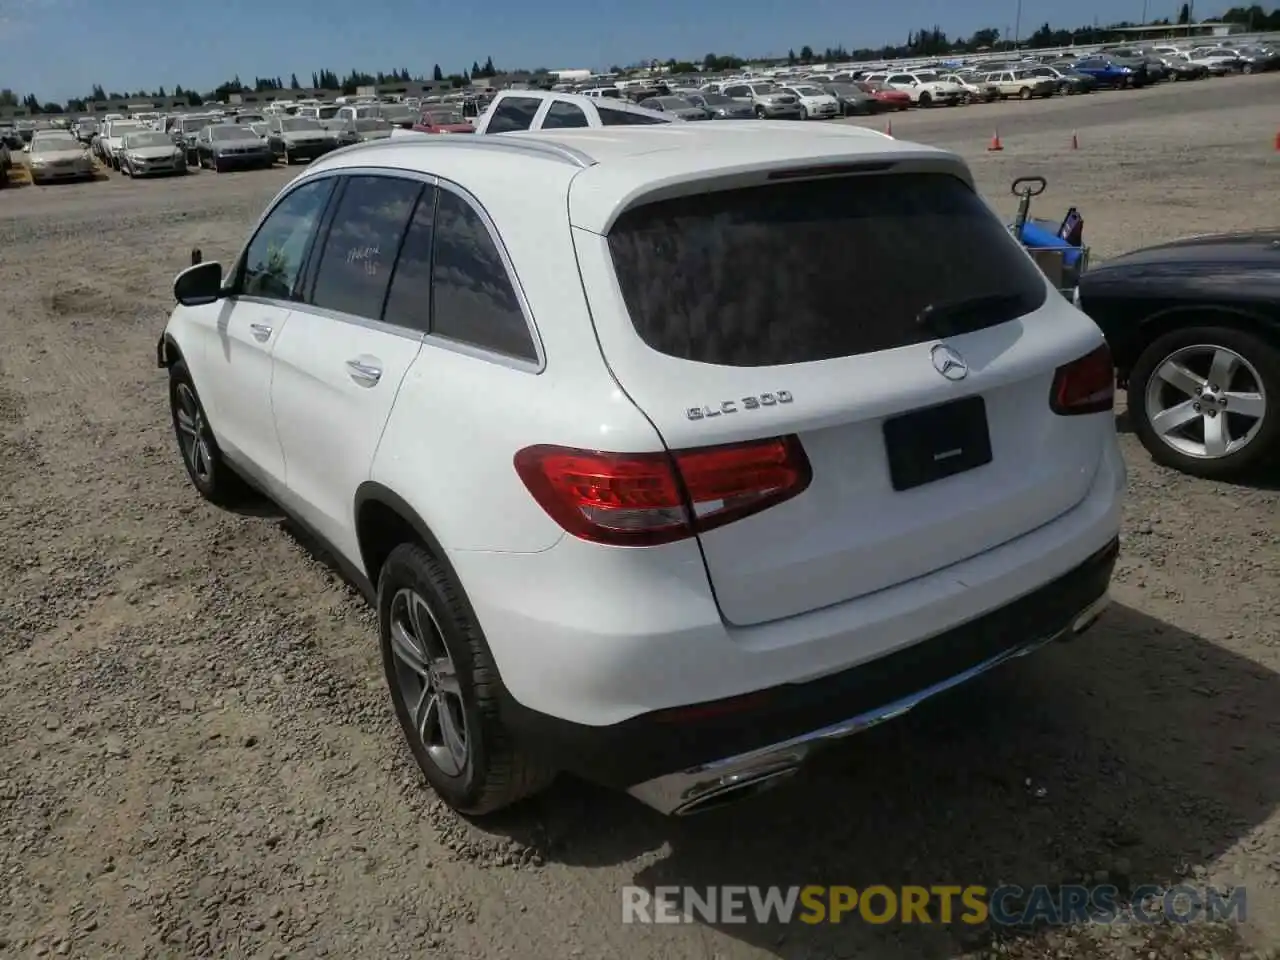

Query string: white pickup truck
471 90 673 133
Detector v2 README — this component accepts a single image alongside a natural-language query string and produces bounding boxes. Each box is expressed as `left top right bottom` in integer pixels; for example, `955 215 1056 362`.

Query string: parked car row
4 98 485 184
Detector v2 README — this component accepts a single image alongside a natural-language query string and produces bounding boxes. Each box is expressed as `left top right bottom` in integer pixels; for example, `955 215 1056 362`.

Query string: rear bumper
499 537 1117 809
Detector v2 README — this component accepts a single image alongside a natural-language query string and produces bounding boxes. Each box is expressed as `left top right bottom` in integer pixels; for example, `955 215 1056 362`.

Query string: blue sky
3 0 1200 102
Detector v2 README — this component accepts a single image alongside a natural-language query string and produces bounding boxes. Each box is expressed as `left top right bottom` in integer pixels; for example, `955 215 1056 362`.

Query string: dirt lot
2 74 1279 960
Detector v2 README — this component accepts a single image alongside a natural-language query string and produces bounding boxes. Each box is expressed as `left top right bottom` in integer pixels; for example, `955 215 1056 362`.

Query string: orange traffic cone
987 128 1003 151
1071 130 1079 150
885 119 893 137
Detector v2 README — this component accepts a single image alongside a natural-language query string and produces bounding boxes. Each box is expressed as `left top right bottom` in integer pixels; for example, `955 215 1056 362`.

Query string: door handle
345 358 383 386
249 323 273 342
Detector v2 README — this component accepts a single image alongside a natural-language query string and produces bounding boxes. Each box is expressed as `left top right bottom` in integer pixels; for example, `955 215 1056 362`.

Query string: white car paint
472 90 674 133
867 71 966 105
781 84 841 118
160 123 1123 813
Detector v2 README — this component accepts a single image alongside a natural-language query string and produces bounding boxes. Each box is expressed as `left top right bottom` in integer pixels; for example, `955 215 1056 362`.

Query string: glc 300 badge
687 391 794 420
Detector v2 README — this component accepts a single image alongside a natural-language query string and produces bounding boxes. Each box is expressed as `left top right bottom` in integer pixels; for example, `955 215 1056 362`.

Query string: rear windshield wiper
915 293 1034 338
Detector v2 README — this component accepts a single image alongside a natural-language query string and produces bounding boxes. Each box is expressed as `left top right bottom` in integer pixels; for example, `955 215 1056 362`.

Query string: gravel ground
2 74 1279 960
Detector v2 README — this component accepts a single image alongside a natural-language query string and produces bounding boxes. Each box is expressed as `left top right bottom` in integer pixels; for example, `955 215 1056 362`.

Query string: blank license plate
882 395 993 491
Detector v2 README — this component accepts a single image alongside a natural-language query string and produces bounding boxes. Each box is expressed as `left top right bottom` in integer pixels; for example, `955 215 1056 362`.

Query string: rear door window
542 101 589 128
606 173 1048 368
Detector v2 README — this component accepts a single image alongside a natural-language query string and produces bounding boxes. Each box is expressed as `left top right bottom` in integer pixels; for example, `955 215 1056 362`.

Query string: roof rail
318 132 597 169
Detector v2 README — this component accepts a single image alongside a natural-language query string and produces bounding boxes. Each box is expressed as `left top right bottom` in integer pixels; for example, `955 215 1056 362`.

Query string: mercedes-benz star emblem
931 344 969 381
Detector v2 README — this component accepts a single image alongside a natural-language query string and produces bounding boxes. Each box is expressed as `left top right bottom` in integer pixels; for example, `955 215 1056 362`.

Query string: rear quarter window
606 172 1048 367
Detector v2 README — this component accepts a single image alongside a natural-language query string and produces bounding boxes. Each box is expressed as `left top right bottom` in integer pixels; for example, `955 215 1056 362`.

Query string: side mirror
174 260 224 306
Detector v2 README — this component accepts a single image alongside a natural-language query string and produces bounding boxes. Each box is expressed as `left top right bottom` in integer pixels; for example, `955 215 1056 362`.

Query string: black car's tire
377 543 554 816
168 360 251 506
1128 325 1280 481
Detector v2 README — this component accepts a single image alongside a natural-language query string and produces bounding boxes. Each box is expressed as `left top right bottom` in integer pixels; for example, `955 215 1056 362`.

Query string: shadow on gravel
481 603 1280 959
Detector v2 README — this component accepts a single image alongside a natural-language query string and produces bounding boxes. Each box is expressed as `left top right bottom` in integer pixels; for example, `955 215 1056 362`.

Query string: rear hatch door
574 163 1111 628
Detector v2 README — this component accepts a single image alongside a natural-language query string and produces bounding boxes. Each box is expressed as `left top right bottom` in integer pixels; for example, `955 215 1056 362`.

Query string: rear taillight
1050 343 1115 415
513 437 812 546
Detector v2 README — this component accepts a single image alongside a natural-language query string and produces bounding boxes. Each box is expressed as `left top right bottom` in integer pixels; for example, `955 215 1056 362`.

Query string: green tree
432 64 444 81
0 88 17 106
798 44 814 62
290 73 301 89
1177 2 1191 22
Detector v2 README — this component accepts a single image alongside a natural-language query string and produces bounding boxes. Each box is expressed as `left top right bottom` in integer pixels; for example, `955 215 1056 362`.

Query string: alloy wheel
1144 344 1267 460
174 382 214 484
388 588 469 777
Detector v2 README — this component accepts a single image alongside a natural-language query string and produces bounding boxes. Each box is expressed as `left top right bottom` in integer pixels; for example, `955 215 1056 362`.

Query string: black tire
754 104 766 118
1019 86 1033 100
168 359 251 506
1128 325 1280 481
918 91 932 107
378 543 554 816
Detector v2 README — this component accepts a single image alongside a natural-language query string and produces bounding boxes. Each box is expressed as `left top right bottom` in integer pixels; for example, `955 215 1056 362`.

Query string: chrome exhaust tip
671 766 800 816
1069 592 1110 636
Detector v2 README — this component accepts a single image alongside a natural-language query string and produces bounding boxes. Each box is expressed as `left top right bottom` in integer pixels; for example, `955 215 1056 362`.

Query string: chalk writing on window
347 245 380 276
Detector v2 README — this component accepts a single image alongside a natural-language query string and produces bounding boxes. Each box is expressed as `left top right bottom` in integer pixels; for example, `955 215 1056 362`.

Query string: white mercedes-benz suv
158 122 1124 817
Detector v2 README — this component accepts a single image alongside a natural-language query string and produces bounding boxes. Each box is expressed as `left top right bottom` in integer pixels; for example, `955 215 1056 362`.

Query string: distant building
1106 20 1242 41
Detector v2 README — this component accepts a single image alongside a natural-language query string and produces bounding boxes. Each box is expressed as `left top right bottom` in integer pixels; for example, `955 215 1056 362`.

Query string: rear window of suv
607 172 1048 367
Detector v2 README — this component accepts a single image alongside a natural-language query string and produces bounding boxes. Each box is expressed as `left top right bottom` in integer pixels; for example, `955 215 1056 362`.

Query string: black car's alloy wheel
1129 326 1280 481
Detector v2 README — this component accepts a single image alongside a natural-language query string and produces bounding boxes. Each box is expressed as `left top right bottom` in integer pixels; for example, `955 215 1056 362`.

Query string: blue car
1070 57 1147 88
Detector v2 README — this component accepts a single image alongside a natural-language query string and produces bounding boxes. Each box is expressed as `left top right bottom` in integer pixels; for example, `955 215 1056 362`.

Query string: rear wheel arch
354 482 459 592
1109 304 1277 383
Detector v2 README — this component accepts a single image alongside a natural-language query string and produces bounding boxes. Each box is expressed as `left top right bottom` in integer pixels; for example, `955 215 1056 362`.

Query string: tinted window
431 190 536 361
541 101 589 128
309 176 422 319
241 179 335 301
607 173 1048 368
381 187 437 333
597 106 666 125
485 97 540 132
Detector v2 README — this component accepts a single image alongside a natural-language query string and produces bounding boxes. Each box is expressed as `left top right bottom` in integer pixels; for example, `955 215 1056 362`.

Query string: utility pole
1014 0 1023 45
1141 0 1149 23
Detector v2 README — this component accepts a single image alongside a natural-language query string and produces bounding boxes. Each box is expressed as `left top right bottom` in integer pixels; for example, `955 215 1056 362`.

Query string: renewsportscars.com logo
621 885 1247 926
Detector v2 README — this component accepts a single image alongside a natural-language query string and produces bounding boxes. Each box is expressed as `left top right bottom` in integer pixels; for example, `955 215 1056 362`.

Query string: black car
1027 65 1096 94
1161 55 1210 80
819 82 876 116
1075 231 1280 480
